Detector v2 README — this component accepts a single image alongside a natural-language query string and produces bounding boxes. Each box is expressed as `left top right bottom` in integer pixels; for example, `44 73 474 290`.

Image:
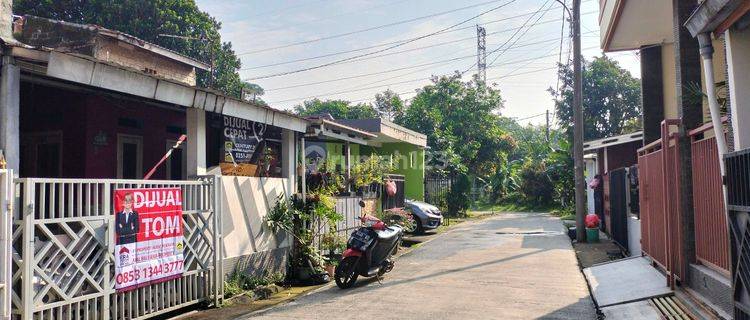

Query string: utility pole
572 0 586 242
476 25 487 83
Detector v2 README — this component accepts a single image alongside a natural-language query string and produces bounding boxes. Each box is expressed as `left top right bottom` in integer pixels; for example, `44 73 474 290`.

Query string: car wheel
412 215 424 234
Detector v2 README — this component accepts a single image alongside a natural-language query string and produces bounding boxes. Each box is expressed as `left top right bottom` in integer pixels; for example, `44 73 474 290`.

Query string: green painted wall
376 143 425 201
318 142 424 201
324 142 360 173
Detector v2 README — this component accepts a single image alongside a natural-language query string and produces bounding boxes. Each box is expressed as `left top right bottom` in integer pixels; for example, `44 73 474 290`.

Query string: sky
194 0 640 125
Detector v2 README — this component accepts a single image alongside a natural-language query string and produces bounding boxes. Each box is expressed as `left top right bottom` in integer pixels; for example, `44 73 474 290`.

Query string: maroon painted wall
594 140 641 174
20 82 186 179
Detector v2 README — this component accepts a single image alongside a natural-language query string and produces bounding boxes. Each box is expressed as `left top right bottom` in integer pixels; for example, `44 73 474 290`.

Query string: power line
461 0 553 76
243 0 517 81
238 0 516 56
487 0 556 67
268 44 598 105
338 30 594 93
263 34 586 92
269 62 564 105
241 11 597 71
240 0 595 62
249 0 412 34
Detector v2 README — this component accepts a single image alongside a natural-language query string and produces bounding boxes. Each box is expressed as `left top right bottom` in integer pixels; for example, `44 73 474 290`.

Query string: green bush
447 174 471 217
518 160 554 206
224 271 285 298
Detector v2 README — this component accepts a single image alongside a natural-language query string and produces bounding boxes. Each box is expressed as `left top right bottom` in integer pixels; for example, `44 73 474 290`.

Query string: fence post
20 181 33 320
102 182 112 320
211 176 222 306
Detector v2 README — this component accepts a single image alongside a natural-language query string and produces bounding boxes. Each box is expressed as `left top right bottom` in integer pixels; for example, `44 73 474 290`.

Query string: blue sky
194 0 639 125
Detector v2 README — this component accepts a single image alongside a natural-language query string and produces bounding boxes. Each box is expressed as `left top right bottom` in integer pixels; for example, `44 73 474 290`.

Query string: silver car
405 199 443 234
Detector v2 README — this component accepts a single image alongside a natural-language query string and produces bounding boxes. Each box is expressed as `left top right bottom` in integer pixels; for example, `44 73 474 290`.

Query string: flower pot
324 264 335 278
586 228 599 243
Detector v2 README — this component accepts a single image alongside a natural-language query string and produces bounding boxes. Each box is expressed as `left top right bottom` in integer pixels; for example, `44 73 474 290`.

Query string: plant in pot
351 155 393 198
267 189 344 284
377 207 416 233
320 228 347 277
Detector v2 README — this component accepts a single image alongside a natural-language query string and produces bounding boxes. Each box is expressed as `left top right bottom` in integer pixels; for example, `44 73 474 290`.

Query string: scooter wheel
334 257 359 289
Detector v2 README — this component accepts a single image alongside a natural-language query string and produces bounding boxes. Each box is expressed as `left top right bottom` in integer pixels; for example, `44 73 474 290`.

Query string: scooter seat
376 226 402 241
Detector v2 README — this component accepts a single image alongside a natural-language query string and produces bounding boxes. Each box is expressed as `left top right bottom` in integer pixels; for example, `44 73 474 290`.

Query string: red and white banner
114 188 185 291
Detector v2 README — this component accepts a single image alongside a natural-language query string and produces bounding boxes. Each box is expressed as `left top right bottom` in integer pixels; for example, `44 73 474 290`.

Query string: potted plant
321 229 346 277
585 213 600 243
351 155 392 198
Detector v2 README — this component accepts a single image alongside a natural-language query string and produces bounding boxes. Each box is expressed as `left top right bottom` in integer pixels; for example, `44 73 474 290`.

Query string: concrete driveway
244 213 596 320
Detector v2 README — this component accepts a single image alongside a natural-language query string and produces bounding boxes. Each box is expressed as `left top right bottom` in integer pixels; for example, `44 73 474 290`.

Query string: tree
373 90 405 121
14 0 244 97
241 82 266 105
550 56 642 140
294 99 378 120
397 74 515 177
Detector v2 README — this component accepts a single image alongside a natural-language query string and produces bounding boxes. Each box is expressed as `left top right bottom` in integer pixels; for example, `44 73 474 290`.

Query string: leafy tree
294 99 377 120
498 117 550 162
397 74 515 177
550 56 641 140
14 0 244 97
241 82 266 105
373 89 405 121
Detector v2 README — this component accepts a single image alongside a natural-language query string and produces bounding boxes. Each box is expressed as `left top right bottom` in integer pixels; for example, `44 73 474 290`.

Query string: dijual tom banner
114 188 185 292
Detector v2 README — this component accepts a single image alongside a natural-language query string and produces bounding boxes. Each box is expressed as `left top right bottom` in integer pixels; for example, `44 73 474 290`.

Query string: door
20 131 63 177
165 140 186 180
117 134 143 179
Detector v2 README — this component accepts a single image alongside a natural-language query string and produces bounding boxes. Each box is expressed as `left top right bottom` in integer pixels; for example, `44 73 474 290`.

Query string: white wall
727 27 750 150
585 158 597 215
220 176 292 260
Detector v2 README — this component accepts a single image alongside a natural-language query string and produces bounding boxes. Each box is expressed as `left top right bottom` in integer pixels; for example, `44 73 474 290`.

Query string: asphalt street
245 213 596 320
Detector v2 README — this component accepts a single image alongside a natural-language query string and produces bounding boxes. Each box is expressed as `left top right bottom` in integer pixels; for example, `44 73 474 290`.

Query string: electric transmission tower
476 25 487 83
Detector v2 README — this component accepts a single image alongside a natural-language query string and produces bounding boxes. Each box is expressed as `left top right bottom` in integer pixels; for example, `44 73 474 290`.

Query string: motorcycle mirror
358 200 366 208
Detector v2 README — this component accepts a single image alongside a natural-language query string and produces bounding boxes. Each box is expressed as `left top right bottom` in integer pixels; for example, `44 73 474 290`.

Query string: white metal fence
0 170 14 320
10 177 222 320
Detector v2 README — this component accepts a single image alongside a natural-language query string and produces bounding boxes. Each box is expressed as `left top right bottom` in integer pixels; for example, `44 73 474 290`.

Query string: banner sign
114 188 185 291
223 115 266 165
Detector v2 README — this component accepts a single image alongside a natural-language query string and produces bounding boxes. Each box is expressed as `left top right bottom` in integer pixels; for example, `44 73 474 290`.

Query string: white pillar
0 56 20 172
186 108 206 177
281 130 296 196
726 28 750 150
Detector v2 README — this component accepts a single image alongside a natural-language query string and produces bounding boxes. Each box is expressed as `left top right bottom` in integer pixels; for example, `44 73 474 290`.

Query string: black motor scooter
334 211 403 289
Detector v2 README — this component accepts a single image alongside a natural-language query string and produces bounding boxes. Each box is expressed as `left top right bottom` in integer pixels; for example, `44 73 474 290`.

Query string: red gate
689 122 730 274
637 120 683 287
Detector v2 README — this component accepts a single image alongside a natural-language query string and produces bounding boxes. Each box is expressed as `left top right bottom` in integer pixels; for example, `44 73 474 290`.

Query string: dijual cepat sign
113 188 185 292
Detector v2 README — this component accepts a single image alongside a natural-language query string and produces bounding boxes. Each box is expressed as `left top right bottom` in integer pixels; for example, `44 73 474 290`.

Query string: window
117 134 143 179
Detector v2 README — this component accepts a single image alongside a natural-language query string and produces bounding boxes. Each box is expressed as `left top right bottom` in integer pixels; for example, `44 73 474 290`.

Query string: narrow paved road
246 213 596 320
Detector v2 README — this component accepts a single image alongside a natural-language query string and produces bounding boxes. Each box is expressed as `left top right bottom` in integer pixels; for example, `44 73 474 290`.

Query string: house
584 131 643 256
683 1 750 318
303 116 428 207
0 12 310 319
598 0 750 317
337 118 428 202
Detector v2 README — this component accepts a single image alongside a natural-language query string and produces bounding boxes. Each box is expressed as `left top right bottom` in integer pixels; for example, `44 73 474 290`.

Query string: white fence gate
10 177 222 320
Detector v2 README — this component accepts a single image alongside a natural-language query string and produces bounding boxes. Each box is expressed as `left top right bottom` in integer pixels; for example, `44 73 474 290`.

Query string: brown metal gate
637 120 684 286
689 122 729 274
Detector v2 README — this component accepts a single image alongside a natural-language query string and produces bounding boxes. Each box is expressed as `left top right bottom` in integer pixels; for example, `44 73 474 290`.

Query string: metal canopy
583 131 643 153
304 117 376 145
